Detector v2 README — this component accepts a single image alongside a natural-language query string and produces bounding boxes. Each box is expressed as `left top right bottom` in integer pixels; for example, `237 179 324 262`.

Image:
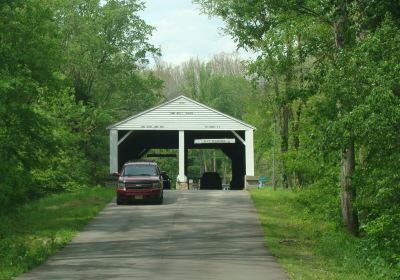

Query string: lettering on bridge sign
194 139 236 144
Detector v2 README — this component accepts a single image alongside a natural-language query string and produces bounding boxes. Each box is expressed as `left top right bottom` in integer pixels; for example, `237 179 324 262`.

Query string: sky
139 0 252 65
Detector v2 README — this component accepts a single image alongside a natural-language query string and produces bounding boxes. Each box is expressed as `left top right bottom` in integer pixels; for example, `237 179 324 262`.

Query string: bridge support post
110 129 118 174
245 130 254 176
176 130 188 190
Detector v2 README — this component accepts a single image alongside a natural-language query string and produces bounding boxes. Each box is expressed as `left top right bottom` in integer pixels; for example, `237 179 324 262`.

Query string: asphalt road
17 190 288 280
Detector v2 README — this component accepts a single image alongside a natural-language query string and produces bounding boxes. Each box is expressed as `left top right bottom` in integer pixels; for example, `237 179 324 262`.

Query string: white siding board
109 95 255 131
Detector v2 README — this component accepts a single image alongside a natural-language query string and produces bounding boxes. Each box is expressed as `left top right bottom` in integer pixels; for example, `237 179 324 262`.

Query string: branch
297 5 332 26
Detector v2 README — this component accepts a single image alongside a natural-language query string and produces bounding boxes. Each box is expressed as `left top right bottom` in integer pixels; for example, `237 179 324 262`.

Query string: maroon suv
114 161 163 205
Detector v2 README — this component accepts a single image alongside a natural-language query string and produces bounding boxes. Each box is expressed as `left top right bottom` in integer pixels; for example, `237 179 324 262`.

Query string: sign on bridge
194 138 236 144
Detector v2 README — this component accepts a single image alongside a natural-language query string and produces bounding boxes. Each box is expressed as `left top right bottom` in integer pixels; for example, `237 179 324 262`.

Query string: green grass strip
0 187 115 279
249 188 398 280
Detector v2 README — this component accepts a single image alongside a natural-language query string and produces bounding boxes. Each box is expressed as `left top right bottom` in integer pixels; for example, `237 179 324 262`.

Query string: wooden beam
231 130 246 145
147 154 177 158
118 130 133 145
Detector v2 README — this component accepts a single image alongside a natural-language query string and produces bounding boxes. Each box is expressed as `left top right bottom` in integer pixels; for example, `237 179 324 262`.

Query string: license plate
135 195 143 200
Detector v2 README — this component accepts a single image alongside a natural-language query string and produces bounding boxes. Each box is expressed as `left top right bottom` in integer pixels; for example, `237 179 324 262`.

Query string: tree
46 0 161 182
0 0 62 209
194 0 400 239
0 0 162 211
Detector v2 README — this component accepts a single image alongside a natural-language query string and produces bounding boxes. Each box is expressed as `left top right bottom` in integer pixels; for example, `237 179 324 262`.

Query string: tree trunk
281 104 291 188
293 33 305 187
223 161 227 185
272 112 277 190
334 0 359 236
293 104 303 186
272 73 280 189
281 55 293 189
340 140 359 236
202 150 208 172
213 150 216 172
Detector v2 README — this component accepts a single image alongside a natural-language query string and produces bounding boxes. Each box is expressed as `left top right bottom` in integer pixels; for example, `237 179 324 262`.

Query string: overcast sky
139 0 252 65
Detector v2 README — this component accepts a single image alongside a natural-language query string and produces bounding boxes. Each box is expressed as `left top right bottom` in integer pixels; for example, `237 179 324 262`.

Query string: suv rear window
122 164 158 176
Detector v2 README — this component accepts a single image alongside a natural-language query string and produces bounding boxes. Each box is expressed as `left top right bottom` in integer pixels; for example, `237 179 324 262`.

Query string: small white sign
194 138 236 144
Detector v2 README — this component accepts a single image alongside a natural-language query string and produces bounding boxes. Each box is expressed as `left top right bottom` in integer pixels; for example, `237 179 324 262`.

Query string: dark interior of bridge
117 130 245 189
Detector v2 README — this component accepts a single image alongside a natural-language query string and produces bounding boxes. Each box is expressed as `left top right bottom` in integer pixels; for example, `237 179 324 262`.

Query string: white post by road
177 130 187 183
110 129 118 174
245 130 254 176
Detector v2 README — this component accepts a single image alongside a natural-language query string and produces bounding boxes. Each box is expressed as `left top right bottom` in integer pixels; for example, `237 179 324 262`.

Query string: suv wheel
116 197 125 205
157 192 163 204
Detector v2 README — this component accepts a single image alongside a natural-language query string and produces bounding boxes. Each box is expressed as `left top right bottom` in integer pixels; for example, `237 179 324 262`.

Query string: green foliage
196 0 400 270
31 91 93 194
2 0 400 274
200 74 251 118
0 0 61 209
296 169 341 223
250 189 400 280
307 17 400 262
0 187 114 280
0 0 161 212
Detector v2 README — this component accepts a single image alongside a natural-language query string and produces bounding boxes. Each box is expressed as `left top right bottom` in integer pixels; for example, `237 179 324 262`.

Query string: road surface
18 190 288 280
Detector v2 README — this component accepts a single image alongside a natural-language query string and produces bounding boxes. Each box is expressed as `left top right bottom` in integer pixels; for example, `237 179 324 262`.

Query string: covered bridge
108 95 255 189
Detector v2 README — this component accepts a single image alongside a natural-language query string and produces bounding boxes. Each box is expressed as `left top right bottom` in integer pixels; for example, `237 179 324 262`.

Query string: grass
0 187 115 280
249 188 399 280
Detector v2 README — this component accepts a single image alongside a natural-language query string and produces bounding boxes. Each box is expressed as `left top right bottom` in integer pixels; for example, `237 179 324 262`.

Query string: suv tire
116 197 125 205
157 192 163 204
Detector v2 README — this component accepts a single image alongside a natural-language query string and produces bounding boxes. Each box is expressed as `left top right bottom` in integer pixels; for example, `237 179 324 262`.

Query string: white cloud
139 0 254 65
